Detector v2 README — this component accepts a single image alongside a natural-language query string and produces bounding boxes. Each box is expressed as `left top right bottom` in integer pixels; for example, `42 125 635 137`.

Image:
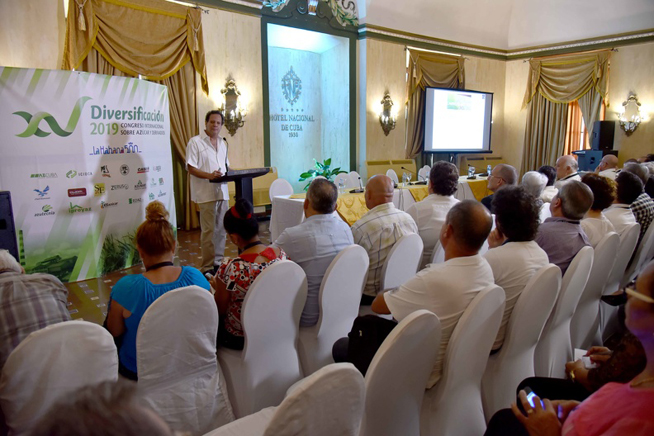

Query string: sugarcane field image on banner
0 67 175 282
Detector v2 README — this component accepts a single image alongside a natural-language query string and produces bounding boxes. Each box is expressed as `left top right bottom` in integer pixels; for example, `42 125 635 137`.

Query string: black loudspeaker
591 121 615 151
0 191 20 262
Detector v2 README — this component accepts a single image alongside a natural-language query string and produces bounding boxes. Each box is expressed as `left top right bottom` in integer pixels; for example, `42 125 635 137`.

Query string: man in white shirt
538 165 558 203
186 111 230 273
371 200 494 388
596 154 620 181
484 186 549 351
406 161 459 268
273 178 353 327
604 171 641 238
554 155 582 190
351 174 417 303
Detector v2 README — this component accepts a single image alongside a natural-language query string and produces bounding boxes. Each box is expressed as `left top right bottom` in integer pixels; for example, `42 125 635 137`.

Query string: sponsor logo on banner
151 178 158 186
282 66 302 105
158 190 166 198
31 173 57 179
67 188 87 197
66 170 77 179
66 170 92 179
33 186 51 200
137 167 149 174
149 193 155 201
111 184 128 191
134 180 146 190
120 164 130 176
101 165 111 177
94 183 105 196
153 165 162 172
89 142 141 156
159 177 164 185
128 198 142 205
34 204 55 217
68 202 91 213
100 201 118 209
13 96 92 138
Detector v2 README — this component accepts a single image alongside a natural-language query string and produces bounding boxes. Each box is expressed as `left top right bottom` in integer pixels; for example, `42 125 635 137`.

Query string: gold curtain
564 101 585 155
405 50 465 159
521 50 611 172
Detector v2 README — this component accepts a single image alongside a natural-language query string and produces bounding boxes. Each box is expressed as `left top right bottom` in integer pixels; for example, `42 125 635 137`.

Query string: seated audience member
535 181 592 275
371 200 494 387
485 187 549 351
481 164 518 212
107 201 210 380
273 178 353 327
538 165 558 203
406 161 459 268
213 199 286 349
521 171 548 199
603 171 641 238
483 260 654 436
351 174 417 303
580 173 617 247
0 249 71 371
29 381 174 436
622 163 654 242
595 154 620 180
643 161 654 198
553 155 581 190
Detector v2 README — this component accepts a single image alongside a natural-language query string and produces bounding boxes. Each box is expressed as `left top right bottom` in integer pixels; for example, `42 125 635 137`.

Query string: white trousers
198 200 229 272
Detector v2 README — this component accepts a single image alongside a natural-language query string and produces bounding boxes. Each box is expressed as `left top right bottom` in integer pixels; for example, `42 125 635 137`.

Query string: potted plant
299 158 347 191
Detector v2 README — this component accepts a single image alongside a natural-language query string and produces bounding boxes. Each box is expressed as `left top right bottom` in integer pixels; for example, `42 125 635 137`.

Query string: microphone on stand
401 166 422 182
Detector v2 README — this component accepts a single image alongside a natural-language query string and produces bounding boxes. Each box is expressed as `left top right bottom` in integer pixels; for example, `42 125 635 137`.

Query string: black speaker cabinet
0 191 20 262
591 121 615 151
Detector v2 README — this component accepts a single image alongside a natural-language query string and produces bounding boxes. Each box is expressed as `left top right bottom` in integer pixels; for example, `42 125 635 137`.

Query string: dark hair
136 201 175 257
491 186 540 241
581 173 616 211
223 198 259 240
446 200 492 252
538 165 557 186
205 110 224 124
429 161 459 196
558 181 593 220
307 178 338 214
28 381 172 436
645 154 654 163
616 171 644 204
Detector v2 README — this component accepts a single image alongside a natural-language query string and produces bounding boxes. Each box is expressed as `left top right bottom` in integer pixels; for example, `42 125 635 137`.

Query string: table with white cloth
269 176 489 242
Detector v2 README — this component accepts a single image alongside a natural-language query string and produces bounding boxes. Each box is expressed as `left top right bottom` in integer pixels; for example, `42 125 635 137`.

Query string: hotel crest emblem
282 66 302 106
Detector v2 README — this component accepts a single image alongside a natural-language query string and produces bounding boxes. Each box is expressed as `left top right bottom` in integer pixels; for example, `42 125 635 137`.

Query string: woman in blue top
107 200 210 380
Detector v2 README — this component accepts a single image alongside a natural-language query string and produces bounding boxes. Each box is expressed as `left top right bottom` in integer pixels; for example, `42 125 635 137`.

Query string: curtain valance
63 0 209 94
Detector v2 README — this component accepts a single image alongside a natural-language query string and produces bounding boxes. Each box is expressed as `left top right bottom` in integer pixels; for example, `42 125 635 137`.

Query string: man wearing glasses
481 164 518 212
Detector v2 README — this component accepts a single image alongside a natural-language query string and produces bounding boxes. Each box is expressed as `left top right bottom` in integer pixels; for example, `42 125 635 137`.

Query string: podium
211 167 270 205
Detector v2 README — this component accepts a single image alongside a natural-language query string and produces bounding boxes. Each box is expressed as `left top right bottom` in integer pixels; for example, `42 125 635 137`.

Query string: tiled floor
64 219 272 325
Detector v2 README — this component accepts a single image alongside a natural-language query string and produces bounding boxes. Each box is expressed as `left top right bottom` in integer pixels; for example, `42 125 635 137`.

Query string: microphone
401 166 416 176
350 176 365 193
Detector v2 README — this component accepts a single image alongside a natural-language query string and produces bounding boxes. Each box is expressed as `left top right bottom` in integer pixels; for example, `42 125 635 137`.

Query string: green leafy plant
299 158 347 191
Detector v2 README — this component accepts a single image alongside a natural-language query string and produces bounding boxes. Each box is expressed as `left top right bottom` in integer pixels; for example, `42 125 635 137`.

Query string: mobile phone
524 387 544 408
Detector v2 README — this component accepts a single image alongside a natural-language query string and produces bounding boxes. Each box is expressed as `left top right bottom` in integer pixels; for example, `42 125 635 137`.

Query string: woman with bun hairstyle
107 201 211 380
212 198 287 350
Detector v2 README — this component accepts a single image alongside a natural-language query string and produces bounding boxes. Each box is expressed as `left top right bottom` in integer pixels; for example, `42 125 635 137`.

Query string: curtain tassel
76 0 88 32
193 31 199 52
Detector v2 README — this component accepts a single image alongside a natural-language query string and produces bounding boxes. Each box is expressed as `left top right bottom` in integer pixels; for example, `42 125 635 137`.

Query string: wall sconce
378 93 397 136
220 79 247 136
617 93 642 136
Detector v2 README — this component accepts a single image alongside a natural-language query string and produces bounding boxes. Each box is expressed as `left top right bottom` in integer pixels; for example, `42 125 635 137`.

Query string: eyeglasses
626 287 654 304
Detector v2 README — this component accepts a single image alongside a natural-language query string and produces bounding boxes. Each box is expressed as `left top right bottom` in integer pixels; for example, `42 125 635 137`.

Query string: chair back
430 240 445 265
334 173 349 188
0 321 117 435
298 245 368 375
535 246 593 378
360 310 441 436
477 214 496 257
380 233 423 290
570 233 619 350
347 171 362 189
137 286 234 434
540 203 552 222
482 264 561 420
269 178 293 201
418 166 430 182
622 220 654 287
421 285 505 436
386 169 399 184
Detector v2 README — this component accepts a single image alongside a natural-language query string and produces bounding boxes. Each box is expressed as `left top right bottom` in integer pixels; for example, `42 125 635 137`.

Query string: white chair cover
298 245 368 376
218 260 307 418
386 169 399 184
478 214 496 257
360 310 441 436
380 233 423 291
621 220 654 287
600 223 639 341
203 363 365 436
347 171 361 189
430 241 444 265
418 165 430 182
534 246 594 378
539 203 552 222
137 286 234 435
570 233 619 350
482 264 561 420
0 321 118 435
421 285 505 436
268 178 294 201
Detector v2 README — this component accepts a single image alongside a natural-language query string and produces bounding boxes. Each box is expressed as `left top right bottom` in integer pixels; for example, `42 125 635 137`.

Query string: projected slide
424 88 493 153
